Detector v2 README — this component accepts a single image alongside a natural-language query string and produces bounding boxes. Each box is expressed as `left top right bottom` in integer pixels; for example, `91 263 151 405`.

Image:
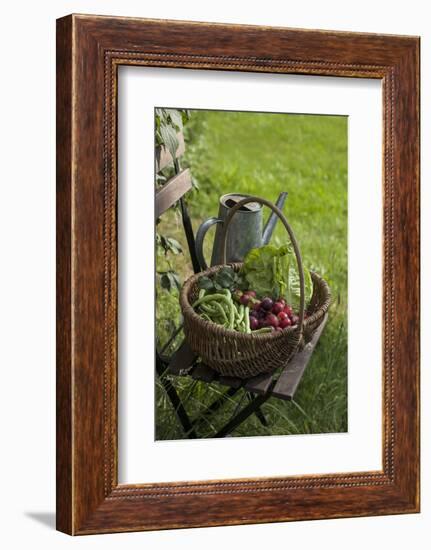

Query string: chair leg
247 392 268 427
156 354 197 438
191 386 240 430
212 393 272 438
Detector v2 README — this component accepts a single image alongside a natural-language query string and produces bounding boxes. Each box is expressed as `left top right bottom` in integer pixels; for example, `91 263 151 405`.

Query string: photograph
155 107 347 440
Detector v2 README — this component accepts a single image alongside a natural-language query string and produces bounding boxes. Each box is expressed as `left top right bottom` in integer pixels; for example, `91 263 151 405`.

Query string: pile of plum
236 291 302 332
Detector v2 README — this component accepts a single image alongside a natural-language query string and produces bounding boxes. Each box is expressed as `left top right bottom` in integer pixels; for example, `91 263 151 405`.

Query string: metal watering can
195 192 287 269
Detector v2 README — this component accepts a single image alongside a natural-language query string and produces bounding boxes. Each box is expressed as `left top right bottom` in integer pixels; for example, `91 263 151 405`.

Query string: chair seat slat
244 372 275 395
192 363 217 383
272 314 328 401
168 340 197 375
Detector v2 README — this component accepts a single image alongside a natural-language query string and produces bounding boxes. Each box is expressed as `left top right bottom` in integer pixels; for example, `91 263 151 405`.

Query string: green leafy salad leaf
241 244 313 310
198 266 247 294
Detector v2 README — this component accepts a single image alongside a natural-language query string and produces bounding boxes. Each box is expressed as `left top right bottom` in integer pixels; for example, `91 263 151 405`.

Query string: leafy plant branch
155 108 191 292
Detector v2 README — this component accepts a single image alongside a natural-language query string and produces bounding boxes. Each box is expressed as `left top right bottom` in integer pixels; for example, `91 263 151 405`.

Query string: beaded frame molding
56 14 420 534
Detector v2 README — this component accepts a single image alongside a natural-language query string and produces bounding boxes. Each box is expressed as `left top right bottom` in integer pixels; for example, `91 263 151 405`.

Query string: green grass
156 109 348 440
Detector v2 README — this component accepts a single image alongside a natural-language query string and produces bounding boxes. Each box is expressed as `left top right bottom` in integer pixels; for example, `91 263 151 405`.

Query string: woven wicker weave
179 196 331 379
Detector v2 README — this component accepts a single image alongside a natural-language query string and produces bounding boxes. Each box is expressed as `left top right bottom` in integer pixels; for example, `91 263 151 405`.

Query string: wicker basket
180 196 331 379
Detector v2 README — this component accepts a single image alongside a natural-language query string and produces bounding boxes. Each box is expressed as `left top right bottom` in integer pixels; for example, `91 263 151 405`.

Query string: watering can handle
220 196 306 338
195 217 223 270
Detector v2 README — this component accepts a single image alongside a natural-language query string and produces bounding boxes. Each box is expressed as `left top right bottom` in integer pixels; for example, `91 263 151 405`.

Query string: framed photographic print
56 14 420 534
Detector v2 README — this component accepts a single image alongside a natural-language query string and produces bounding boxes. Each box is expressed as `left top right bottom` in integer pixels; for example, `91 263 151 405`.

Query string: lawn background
156 109 348 440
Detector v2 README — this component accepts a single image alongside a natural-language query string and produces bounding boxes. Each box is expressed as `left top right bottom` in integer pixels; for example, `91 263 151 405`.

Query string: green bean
212 301 229 323
193 292 239 332
229 303 235 330
201 313 212 322
221 302 231 316
233 302 241 321
244 306 251 334
232 310 242 331
235 319 244 333
200 302 219 315
192 293 232 309
197 299 228 324
237 304 244 325
252 327 274 334
198 289 206 300
203 310 225 324
232 304 245 332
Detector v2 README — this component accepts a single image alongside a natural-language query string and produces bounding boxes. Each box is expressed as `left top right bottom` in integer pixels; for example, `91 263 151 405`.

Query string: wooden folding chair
155 132 327 438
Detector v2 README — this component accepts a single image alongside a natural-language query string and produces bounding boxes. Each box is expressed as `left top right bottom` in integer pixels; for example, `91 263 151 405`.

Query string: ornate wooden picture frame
56 14 420 534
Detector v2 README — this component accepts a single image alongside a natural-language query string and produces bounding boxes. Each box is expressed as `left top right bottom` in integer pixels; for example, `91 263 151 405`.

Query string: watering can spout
262 192 288 245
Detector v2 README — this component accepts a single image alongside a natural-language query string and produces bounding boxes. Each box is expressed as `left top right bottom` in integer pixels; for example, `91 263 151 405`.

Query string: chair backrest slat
155 168 192 219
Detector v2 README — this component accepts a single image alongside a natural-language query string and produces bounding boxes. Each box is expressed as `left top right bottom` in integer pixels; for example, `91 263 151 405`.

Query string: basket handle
220 196 305 337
